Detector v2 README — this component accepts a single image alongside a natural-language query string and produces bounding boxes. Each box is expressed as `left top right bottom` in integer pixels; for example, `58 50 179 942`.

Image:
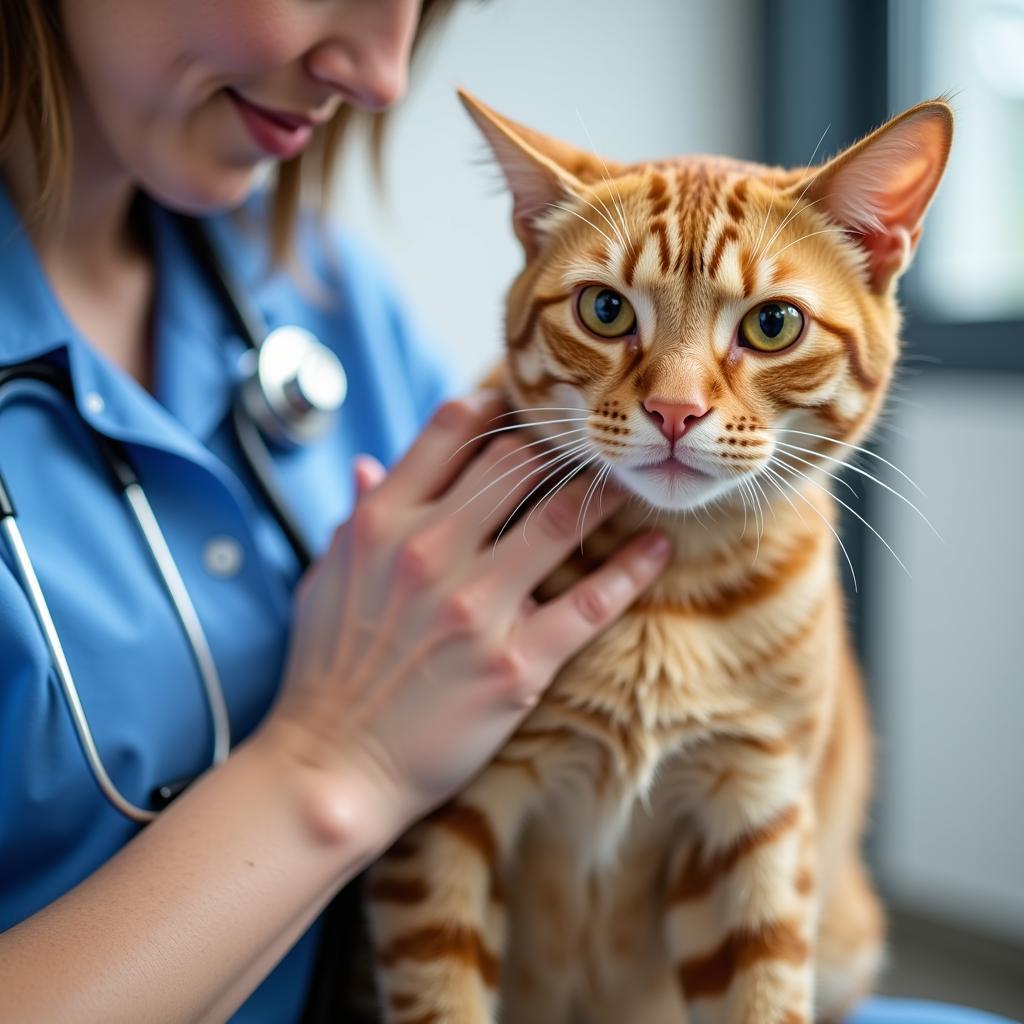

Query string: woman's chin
138 159 263 216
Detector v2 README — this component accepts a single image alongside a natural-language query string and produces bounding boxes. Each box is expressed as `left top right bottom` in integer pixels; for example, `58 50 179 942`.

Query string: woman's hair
0 0 454 263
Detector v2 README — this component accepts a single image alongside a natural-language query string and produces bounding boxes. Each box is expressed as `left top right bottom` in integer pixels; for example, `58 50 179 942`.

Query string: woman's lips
227 89 314 159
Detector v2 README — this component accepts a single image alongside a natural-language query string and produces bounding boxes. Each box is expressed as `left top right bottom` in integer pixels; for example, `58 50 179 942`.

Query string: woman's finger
353 454 387 497
520 531 671 675
377 390 508 504
483 472 630 595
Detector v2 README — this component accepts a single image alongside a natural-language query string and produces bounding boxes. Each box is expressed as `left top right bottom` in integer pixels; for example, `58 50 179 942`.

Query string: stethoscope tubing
0 212 343 823
0 371 231 822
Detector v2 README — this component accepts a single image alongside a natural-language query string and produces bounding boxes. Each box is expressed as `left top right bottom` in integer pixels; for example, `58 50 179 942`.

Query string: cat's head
461 90 952 513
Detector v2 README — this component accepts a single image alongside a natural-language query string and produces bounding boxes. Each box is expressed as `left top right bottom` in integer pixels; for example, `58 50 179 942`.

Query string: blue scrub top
0 182 460 1021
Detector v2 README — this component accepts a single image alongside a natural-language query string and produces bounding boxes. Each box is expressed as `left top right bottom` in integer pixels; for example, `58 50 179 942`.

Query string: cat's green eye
739 302 804 353
577 286 637 339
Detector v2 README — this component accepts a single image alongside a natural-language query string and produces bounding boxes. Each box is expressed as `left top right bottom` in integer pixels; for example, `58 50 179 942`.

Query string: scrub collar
0 180 241 443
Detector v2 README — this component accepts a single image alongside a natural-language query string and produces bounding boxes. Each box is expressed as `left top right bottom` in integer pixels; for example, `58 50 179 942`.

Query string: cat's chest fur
520 490 838 858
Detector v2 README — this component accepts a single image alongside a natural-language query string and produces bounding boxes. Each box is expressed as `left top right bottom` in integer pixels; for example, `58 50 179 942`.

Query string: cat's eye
739 302 804 353
577 286 637 339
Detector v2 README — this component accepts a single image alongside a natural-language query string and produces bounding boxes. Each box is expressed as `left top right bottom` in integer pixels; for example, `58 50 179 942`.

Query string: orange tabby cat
364 91 953 1024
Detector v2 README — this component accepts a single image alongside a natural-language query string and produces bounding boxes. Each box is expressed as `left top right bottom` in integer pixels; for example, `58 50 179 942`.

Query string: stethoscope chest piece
239 325 347 448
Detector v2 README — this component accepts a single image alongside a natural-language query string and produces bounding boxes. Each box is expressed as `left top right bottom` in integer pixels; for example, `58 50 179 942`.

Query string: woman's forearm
0 726 396 1024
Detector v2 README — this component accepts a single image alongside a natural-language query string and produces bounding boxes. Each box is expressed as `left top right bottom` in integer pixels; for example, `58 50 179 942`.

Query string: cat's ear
458 88 606 257
798 100 953 293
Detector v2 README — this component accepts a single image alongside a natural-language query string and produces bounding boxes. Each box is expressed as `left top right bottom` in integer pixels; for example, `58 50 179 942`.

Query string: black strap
299 873 382 1023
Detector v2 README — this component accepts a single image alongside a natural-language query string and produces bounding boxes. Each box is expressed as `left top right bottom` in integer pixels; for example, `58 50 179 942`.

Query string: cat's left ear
459 88 615 258
799 100 954 293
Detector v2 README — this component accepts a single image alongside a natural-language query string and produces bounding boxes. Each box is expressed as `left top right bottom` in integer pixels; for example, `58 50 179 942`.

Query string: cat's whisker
452 432 591 517
494 440 594 513
574 107 633 246
488 406 590 421
753 475 778 523
754 123 830 265
773 457 910 578
447 416 590 461
737 477 750 539
544 202 615 247
492 445 596 554
521 454 599 546
758 192 834 264
769 226 850 261
597 461 614 516
771 444 859 497
763 463 857 591
750 169 786 271
756 465 809 529
773 428 924 495
479 426 589 473
575 192 629 253
576 462 610 551
483 442 594 549
774 440 942 541
748 479 764 565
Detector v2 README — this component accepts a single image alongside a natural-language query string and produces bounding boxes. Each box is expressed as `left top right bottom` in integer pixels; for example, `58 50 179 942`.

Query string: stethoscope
0 211 348 823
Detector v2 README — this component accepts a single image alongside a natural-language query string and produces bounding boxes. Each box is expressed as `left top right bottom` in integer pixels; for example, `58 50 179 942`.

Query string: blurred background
334 0 1024 1016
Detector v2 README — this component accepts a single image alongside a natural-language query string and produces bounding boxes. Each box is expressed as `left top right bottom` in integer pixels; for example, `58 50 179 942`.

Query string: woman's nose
305 1 419 111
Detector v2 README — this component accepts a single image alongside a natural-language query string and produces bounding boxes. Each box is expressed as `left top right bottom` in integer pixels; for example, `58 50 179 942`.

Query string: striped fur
365 94 953 1023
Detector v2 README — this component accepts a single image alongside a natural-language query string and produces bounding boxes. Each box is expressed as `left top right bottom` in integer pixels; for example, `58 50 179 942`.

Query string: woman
0 2 673 1020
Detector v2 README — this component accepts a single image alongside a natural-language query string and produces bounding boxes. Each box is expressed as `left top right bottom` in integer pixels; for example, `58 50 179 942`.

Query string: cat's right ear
458 88 587 258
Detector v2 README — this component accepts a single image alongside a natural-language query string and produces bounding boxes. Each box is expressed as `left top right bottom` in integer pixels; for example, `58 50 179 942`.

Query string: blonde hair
0 0 454 263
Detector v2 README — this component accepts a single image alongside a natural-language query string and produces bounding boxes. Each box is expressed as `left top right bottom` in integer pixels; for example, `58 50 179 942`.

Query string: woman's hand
263 390 671 840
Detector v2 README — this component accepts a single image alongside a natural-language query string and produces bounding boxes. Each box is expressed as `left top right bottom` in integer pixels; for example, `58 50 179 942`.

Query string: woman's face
58 0 422 212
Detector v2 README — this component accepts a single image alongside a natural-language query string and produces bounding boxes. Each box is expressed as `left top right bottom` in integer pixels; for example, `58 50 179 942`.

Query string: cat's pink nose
642 396 711 443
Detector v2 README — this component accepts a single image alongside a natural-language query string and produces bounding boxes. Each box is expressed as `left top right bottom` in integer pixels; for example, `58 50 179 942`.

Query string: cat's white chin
612 462 739 512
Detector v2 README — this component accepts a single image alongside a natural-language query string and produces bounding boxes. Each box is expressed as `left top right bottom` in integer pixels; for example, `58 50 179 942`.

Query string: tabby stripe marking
378 922 501 987
588 242 611 268
769 255 799 287
389 992 420 1012
677 919 809 1000
509 292 571 350
669 804 800 904
385 837 419 860
727 598 826 681
634 530 821 617
492 752 541 782
621 235 644 287
368 876 430 903
512 367 584 404
430 802 497 866
540 321 614 378
707 225 739 281
815 316 876 388
396 1011 442 1024
726 190 745 222
740 247 757 297
650 217 671 273
795 866 815 896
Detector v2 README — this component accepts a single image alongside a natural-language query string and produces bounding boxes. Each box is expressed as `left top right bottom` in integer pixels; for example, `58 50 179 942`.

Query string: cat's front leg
663 756 817 1024
366 754 542 1024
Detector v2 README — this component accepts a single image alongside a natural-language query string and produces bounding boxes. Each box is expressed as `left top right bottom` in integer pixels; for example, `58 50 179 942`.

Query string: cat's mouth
634 457 712 480
612 451 739 511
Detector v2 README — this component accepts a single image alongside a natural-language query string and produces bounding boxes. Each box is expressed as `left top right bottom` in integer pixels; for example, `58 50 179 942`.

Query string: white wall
333 0 758 384
869 374 1024 943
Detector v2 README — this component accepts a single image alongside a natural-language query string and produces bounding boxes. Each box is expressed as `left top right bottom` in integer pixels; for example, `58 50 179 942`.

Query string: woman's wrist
248 716 410 870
